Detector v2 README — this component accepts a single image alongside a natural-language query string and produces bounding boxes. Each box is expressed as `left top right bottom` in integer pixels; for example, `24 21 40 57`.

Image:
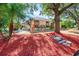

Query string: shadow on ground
0 32 79 56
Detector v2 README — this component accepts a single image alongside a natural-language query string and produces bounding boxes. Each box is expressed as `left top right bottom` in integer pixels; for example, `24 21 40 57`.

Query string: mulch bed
0 32 79 56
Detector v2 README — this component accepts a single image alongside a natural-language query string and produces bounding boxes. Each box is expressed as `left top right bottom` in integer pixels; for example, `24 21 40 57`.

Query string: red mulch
0 32 79 56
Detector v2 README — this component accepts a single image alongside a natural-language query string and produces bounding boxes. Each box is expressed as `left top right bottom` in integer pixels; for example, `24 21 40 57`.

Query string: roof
29 17 49 21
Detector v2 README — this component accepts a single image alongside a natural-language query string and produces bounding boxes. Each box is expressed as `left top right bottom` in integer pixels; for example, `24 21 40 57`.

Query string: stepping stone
51 35 62 42
50 35 72 47
59 40 66 44
63 42 71 46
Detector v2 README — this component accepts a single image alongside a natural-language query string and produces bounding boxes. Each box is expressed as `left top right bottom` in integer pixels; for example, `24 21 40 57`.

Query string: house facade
27 17 51 28
19 17 53 32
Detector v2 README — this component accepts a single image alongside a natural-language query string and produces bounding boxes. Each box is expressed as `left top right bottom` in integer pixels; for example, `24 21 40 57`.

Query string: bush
61 20 75 29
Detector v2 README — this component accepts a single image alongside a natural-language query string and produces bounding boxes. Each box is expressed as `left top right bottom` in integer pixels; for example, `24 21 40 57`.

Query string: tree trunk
30 20 35 33
9 19 13 37
54 13 60 33
77 20 79 30
52 4 73 33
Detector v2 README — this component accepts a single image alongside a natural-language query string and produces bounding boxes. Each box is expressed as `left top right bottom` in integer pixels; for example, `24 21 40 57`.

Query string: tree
6 4 26 37
0 4 10 38
66 4 79 30
42 3 74 33
0 3 38 39
25 4 39 32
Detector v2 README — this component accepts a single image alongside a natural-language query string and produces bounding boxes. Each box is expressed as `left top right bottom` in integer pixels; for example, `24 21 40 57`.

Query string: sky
24 3 69 22
25 4 52 20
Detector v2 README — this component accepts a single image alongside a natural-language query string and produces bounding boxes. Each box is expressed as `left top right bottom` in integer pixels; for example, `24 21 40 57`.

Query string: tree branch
52 3 60 12
73 6 79 17
67 10 78 23
59 3 74 15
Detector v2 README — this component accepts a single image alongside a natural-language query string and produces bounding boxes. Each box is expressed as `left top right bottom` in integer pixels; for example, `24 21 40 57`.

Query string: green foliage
42 4 53 16
0 4 27 36
61 20 75 29
0 3 38 32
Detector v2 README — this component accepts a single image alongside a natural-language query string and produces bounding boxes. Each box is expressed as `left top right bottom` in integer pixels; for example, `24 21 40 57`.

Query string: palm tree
0 3 38 38
6 3 26 37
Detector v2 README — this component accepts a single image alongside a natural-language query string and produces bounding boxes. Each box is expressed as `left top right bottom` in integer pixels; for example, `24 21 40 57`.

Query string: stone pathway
61 30 79 36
